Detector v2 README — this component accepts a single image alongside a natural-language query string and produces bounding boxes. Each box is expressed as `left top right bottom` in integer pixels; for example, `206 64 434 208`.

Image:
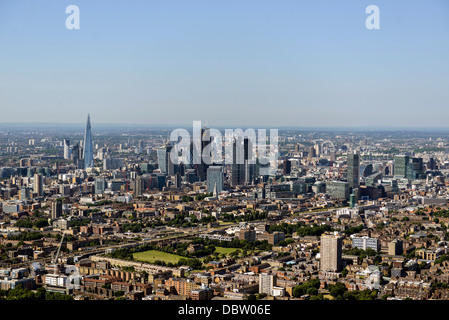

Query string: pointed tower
83 114 94 168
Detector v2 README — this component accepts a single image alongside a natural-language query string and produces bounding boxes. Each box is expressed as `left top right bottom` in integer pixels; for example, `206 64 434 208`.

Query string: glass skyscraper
207 166 224 194
83 114 94 168
394 155 409 178
157 144 175 175
230 137 255 186
157 147 168 173
347 151 360 190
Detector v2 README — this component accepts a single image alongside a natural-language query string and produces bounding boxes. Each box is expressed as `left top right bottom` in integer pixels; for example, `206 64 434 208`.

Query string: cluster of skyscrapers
156 124 260 196
63 114 94 169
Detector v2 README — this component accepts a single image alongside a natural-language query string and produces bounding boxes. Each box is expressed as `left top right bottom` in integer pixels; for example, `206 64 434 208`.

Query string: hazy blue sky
0 0 448 128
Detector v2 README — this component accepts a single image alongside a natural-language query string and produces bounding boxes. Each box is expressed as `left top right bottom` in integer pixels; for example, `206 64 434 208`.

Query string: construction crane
51 231 66 274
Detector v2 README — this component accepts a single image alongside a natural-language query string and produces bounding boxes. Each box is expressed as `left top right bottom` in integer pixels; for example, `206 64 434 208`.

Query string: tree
310 293 326 300
15 219 33 228
114 290 124 297
34 218 49 229
306 287 318 296
0 285 72 300
292 279 321 298
256 293 267 300
328 282 347 298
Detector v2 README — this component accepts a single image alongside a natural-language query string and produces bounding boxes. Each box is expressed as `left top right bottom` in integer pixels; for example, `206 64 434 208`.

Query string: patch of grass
214 247 240 255
132 250 184 264
188 269 205 274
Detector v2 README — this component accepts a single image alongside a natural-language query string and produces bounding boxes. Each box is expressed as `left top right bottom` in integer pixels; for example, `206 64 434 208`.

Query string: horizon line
0 122 449 131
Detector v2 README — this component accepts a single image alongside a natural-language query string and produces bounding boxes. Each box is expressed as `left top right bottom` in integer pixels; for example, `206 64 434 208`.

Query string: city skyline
0 0 448 127
3 0 449 309
1 115 449 303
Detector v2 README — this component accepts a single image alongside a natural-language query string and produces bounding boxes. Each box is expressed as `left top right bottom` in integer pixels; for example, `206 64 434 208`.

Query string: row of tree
14 218 49 229
0 286 73 300
269 222 333 237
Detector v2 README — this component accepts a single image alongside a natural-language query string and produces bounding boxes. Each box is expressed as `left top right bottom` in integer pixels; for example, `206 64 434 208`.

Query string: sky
0 0 448 128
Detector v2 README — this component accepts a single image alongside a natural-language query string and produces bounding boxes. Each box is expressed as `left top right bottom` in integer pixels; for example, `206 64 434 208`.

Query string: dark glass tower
230 137 254 186
394 155 409 178
83 114 94 168
347 151 360 190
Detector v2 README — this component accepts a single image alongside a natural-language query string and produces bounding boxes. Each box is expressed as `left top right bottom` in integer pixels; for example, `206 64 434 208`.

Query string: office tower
134 176 144 196
157 144 175 175
178 162 185 176
230 138 245 187
71 143 80 161
428 157 436 171
308 146 316 159
283 159 291 175
174 173 182 189
349 192 356 208
195 127 212 181
97 147 106 160
184 169 199 183
237 228 256 242
51 200 63 220
407 157 424 179
320 233 343 272
63 139 71 160
347 151 360 190
103 158 124 170
59 184 70 195
268 231 285 245
20 187 30 201
95 177 106 194
156 174 166 190
259 273 276 295
83 114 94 168
230 137 254 187
394 155 409 178
207 166 223 194
325 181 349 200
312 181 326 194
245 160 256 185
388 239 403 256
352 236 380 252
314 143 321 156
243 137 256 184
34 173 43 197
136 140 145 154
70 143 83 168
